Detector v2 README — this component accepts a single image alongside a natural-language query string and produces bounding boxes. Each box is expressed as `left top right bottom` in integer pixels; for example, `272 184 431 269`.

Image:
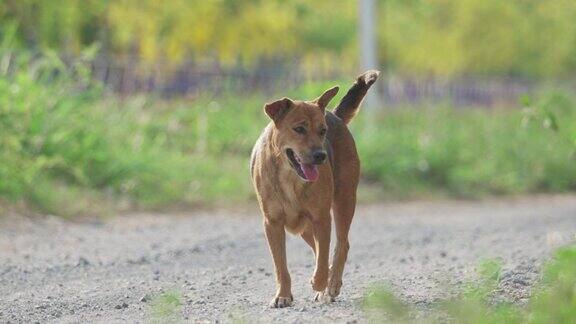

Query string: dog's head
264 86 339 182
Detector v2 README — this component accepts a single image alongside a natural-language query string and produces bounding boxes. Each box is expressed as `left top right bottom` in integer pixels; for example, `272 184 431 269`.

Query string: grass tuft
363 245 576 323
149 291 183 324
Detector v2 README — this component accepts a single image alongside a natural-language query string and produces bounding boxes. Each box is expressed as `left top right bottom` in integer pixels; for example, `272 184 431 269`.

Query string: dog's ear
314 86 339 111
264 97 293 124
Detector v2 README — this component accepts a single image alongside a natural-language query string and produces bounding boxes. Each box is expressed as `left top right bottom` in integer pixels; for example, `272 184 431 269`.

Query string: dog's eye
319 128 327 136
293 126 306 134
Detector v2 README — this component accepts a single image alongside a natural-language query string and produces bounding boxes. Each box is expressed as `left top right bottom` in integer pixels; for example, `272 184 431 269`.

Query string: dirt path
1 196 576 323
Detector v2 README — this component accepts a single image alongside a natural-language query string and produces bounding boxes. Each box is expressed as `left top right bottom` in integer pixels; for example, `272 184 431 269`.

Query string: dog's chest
278 173 308 216
275 177 311 232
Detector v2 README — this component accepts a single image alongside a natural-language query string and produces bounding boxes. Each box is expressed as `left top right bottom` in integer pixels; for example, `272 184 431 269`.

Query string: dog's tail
333 70 380 125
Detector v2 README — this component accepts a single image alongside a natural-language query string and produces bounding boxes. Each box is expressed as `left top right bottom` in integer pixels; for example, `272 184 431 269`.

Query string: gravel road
1 195 575 323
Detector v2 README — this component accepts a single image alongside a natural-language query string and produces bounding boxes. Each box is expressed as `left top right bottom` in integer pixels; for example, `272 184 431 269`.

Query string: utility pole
359 0 381 110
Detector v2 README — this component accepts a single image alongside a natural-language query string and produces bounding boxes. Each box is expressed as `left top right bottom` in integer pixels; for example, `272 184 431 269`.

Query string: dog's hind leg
310 213 331 295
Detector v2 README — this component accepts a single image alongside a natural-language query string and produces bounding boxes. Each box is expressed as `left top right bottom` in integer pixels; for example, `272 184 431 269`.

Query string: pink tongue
300 164 319 182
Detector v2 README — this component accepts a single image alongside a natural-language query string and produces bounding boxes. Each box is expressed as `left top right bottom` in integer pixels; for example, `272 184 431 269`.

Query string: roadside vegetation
355 92 576 199
1 50 575 216
363 245 576 323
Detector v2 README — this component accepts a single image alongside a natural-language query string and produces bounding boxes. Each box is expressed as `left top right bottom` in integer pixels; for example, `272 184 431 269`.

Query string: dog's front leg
263 217 293 308
310 213 331 297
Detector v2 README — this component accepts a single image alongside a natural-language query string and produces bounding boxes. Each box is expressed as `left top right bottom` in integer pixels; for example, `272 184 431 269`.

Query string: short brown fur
250 70 380 307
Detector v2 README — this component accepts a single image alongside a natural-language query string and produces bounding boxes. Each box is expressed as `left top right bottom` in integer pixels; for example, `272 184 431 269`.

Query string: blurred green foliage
355 92 576 199
363 245 576 323
1 46 575 216
0 0 356 68
0 48 256 215
380 0 576 76
2 0 576 76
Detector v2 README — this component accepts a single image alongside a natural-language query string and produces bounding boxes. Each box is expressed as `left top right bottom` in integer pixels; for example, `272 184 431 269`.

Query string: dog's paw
270 295 293 308
313 290 334 303
310 275 328 292
327 279 342 298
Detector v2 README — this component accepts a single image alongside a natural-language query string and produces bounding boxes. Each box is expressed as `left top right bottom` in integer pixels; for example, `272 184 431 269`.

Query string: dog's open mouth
286 149 319 182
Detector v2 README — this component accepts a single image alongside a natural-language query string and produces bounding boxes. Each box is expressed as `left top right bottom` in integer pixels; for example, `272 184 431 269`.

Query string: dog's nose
312 150 327 164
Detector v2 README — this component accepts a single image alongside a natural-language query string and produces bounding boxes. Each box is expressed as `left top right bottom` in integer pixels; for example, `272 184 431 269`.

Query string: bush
0 52 256 215
354 93 576 199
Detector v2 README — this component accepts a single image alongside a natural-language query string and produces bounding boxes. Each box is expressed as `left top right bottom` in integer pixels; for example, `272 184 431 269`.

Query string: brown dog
250 70 380 307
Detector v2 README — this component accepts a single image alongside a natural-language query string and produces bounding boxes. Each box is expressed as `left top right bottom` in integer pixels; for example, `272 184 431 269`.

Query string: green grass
148 290 183 323
363 245 576 323
1 50 575 216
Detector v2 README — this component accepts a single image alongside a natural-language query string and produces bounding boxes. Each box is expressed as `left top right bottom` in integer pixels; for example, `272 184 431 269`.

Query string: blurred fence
90 57 347 97
5 50 570 106
90 58 568 107
381 75 539 107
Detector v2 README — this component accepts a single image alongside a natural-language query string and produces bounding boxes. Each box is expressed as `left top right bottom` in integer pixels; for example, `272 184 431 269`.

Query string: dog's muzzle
286 149 322 182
